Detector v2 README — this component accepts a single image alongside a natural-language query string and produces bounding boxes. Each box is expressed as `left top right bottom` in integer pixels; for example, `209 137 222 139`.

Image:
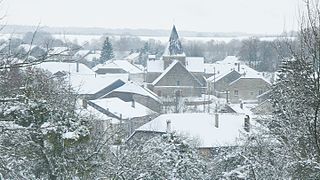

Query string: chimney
131 99 135 108
120 114 122 120
82 99 87 109
76 61 79 72
240 101 243 109
215 113 219 128
244 115 250 132
166 120 171 133
237 63 240 72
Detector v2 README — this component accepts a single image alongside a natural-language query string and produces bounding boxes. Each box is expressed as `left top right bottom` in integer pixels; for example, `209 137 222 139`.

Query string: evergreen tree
99 37 114 64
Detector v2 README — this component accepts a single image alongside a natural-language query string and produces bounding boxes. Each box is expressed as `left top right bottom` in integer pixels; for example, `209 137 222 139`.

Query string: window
234 90 238 96
258 90 263 95
250 91 254 96
176 81 180 86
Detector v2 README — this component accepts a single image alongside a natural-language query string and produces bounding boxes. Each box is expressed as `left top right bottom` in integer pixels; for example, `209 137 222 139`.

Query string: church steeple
164 25 184 56
162 25 186 69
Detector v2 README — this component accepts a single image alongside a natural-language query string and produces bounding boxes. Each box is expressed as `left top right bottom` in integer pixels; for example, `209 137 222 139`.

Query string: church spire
164 25 184 56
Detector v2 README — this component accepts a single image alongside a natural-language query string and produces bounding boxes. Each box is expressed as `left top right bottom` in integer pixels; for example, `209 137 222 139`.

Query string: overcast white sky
2 0 302 34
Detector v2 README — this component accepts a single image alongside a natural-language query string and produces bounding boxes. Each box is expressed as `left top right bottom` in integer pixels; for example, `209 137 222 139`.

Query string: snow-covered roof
109 81 161 103
134 64 145 71
148 55 156 59
206 56 271 84
147 59 164 72
135 113 250 148
93 60 143 74
152 60 202 86
227 104 255 115
79 106 112 121
35 62 95 75
207 70 240 82
229 75 272 86
97 73 129 82
74 50 101 62
204 63 216 74
85 53 101 62
18 44 38 52
206 56 242 81
70 74 124 95
125 52 140 60
90 97 155 119
76 100 120 124
74 50 91 57
186 57 204 73
49 47 69 55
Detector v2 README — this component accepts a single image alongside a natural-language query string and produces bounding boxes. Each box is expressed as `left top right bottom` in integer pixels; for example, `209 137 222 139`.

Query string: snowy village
1 0 320 179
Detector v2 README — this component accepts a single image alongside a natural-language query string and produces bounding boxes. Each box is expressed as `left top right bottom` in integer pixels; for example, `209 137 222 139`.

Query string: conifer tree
99 37 114 64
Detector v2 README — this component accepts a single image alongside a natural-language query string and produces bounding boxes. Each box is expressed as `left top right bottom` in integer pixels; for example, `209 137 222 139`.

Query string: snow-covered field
0 33 291 45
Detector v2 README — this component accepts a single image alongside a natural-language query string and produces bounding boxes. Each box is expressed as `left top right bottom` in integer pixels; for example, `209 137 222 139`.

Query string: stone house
228 77 271 103
207 70 241 97
150 60 203 97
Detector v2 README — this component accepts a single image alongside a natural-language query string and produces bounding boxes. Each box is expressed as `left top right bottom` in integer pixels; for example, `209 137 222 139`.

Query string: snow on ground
0 33 295 45
136 113 253 148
